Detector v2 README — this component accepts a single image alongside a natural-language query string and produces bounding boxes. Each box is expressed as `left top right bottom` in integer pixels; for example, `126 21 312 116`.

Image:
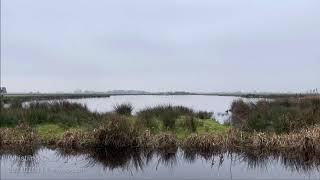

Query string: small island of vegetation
1 96 320 158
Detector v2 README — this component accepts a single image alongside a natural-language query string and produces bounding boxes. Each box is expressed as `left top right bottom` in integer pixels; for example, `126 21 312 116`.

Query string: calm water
68 95 243 123
1 147 319 180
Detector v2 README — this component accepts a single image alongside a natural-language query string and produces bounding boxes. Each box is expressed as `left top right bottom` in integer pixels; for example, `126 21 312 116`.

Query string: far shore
3 91 318 99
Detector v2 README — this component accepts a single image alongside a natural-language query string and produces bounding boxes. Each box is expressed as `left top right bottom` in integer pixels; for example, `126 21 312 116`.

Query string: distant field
4 93 111 97
3 92 317 98
1 93 111 104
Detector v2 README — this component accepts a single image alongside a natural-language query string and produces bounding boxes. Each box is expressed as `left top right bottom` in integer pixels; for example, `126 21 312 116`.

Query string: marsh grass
195 111 213 119
0 101 103 128
0 123 38 146
56 130 92 148
181 116 197 132
93 115 141 148
231 97 320 133
182 126 320 155
3 122 320 154
136 105 213 131
154 133 178 152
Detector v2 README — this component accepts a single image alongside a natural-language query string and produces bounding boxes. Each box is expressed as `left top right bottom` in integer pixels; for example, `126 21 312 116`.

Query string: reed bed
231 96 320 133
182 126 320 155
0 123 38 146
2 124 320 155
60 125 320 154
93 116 141 148
0 101 104 128
136 105 213 131
56 130 93 148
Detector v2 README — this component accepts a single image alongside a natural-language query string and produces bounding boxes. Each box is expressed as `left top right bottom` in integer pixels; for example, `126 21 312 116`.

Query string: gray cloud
1 0 320 92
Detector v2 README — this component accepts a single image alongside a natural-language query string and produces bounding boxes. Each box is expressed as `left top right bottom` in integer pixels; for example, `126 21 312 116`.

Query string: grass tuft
113 103 133 116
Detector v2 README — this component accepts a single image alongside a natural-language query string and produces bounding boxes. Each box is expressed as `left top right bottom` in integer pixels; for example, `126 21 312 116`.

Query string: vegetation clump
136 105 213 131
0 123 38 146
195 111 213 120
56 130 92 148
183 134 225 153
93 115 141 148
230 97 320 133
113 103 133 116
154 133 178 152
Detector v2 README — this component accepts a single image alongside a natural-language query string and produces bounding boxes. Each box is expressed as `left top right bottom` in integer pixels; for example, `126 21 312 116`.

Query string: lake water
1 147 319 180
68 95 244 123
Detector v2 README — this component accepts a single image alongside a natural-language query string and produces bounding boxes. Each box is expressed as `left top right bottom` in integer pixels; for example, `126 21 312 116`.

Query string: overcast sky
1 0 319 93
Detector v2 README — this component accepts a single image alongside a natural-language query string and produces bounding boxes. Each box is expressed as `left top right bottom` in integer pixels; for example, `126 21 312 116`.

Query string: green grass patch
36 124 66 141
197 119 230 135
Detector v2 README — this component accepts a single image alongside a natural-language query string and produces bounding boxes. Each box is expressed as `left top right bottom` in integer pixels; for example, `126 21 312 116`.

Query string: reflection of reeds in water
278 152 320 174
183 150 225 170
231 150 320 175
234 151 271 170
156 151 177 169
57 147 151 172
0 146 40 173
2 147 320 176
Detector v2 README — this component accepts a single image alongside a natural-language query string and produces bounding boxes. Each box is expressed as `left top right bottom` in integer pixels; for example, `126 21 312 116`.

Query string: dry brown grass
2 123 320 155
0 123 38 146
183 134 225 153
56 130 93 148
242 126 320 153
154 133 178 152
182 126 320 154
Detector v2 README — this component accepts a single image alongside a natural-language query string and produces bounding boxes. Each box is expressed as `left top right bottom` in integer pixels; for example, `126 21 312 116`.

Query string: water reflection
1 147 320 179
0 147 40 173
57 148 179 172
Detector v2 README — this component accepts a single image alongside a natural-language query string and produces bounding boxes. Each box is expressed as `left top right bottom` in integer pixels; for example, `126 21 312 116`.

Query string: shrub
113 103 133 116
196 111 213 119
230 99 251 128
